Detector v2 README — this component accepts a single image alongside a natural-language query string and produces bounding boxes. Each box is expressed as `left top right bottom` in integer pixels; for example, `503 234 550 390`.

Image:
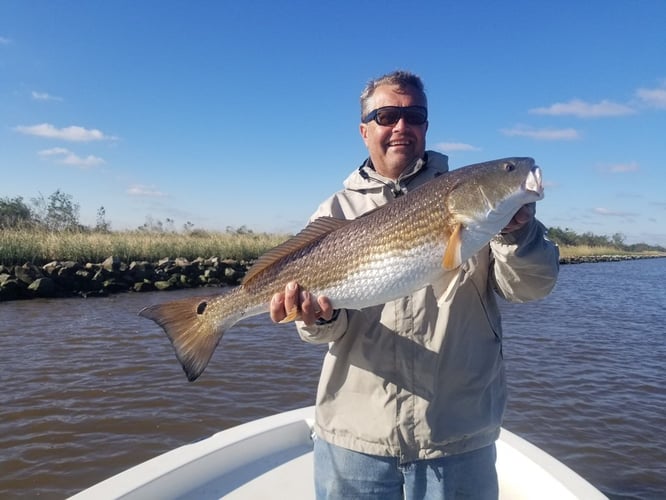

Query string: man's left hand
502 203 536 233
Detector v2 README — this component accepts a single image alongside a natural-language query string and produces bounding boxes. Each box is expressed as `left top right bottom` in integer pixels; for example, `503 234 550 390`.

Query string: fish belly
312 240 445 310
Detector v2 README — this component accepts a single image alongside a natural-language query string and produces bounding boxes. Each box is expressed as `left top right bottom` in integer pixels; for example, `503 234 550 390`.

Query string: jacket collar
343 151 449 193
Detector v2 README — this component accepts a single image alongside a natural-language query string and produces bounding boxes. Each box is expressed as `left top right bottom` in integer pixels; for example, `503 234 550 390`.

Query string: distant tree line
1 190 664 251
1 190 213 235
546 227 664 252
1 190 185 234
0 191 104 232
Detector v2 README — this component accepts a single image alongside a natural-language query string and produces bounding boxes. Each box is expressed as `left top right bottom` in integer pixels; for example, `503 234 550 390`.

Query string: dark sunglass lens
403 108 427 125
375 108 401 126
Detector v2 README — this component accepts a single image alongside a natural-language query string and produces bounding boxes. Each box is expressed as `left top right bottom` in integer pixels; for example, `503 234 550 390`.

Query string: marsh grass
558 245 624 259
556 244 665 259
0 229 290 265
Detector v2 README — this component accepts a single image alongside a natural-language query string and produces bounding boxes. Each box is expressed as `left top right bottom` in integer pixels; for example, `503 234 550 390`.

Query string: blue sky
2 1 665 246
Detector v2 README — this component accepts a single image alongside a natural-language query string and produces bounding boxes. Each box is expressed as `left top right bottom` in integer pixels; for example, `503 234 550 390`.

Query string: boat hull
69 406 606 499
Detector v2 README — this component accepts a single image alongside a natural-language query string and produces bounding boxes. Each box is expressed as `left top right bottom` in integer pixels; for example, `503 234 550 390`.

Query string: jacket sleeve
490 218 560 303
296 309 349 344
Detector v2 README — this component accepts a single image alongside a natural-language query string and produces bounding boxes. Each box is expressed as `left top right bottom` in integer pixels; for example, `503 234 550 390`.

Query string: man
270 71 559 499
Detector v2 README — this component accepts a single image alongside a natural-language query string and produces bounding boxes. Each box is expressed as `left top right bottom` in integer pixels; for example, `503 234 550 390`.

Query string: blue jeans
314 437 498 500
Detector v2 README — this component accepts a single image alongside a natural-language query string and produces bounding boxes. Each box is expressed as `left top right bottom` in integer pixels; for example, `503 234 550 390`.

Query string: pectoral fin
443 223 463 270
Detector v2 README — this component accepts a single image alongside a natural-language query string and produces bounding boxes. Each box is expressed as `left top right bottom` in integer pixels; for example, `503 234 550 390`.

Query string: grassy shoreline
557 244 665 259
1 228 664 266
0 228 290 266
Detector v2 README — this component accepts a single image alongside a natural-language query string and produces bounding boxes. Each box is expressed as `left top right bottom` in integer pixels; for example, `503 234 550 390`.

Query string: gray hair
360 70 427 119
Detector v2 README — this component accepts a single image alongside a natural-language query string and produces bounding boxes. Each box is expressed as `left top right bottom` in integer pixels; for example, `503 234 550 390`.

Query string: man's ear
359 123 369 145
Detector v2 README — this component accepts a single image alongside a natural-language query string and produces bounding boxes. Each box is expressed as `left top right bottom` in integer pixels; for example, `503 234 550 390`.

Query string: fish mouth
524 166 544 198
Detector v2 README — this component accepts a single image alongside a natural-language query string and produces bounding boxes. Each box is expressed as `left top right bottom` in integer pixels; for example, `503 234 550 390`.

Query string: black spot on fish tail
138 295 224 382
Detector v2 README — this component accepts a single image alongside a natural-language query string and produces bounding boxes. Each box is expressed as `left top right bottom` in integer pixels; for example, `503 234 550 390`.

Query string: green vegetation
556 244 663 259
547 227 665 259
546 227 665 254
1 191 85 232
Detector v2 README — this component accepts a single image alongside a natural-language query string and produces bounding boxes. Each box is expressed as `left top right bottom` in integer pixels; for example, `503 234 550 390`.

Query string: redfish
140 158 544 381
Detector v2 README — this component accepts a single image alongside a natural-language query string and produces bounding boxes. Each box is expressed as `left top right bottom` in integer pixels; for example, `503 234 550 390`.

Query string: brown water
1 259 664 499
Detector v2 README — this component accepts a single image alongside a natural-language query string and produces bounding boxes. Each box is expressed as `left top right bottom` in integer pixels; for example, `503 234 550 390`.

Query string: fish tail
139 295 226 382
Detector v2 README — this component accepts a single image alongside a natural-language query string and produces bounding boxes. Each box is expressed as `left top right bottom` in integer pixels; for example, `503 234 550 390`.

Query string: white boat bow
70 406 607 499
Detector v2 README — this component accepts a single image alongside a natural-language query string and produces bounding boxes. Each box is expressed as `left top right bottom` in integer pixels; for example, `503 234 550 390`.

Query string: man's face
359 84 428 180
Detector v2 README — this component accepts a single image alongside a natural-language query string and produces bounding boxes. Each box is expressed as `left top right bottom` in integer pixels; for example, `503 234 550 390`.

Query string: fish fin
279 307 302 324
243 217 351 287
139 295 224 382
443 223 463 270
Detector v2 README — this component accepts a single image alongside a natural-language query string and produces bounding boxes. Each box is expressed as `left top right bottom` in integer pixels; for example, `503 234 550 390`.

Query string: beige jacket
297 151 560 462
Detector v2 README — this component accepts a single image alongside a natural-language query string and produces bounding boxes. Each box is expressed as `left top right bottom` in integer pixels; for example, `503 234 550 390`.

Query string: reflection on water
1 259 664 499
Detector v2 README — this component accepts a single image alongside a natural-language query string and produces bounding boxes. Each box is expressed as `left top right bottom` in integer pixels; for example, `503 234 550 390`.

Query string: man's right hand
269 281 334 326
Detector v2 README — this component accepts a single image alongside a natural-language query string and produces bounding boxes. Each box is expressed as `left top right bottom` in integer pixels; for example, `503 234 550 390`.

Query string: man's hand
269 281 334 326
501 203 536 234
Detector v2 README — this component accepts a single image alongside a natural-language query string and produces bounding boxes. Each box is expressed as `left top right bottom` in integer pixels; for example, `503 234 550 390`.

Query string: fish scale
140 157 544 381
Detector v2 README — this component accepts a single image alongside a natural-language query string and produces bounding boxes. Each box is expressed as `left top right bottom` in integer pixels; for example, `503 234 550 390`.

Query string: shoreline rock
557 254 665 265
1 254 664 302
0 257 250 302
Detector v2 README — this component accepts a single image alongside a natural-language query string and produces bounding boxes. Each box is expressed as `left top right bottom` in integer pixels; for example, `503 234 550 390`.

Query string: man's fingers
317 296 334 321
502 203 536 233
299 290 317 325
270 282 301 323
516 202 536 223
284 281 300 317
269 281 333 326
269 292 286 323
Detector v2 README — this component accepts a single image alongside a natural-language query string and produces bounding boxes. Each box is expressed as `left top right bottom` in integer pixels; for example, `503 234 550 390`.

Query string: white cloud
593 207 638 217
38 147 105 167
14 123 115 142
31 91 63 102
529 99 635 118
127 185 167 198
434 142 480 152
597 161 640 174
38 147 69 156
0 36 11 45
635 86 666 109
500 125 580 140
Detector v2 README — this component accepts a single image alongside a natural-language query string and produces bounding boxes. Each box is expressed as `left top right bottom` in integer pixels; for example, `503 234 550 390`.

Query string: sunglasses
362 106 428 126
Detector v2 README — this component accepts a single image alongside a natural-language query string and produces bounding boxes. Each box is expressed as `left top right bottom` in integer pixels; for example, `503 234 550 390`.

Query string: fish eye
503 162 516 172
196 301 208 315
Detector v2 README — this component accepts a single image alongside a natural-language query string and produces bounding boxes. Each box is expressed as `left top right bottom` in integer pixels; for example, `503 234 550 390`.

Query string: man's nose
392 116 409 130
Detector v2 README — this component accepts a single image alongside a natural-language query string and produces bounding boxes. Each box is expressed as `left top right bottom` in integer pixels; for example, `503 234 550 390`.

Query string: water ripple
1 259 665 499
